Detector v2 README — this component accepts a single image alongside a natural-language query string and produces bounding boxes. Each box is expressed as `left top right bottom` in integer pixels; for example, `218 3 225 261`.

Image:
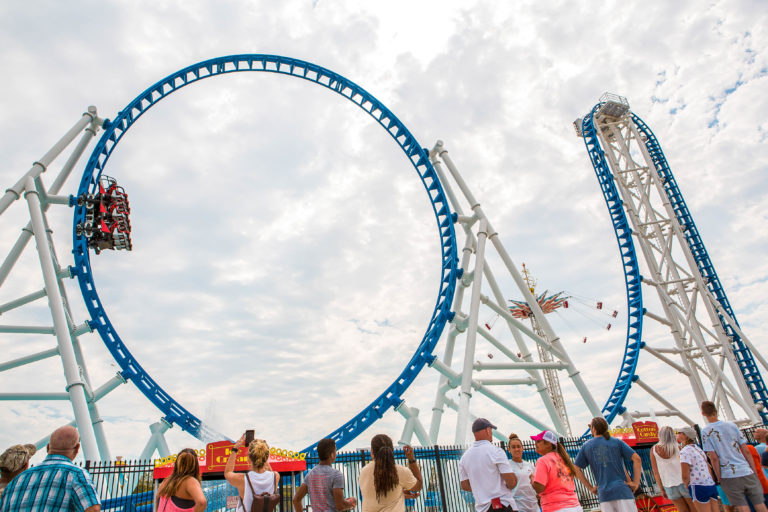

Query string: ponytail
555 442 579 478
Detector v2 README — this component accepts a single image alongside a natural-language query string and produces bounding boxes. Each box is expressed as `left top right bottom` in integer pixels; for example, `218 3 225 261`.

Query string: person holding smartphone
225 434 280 512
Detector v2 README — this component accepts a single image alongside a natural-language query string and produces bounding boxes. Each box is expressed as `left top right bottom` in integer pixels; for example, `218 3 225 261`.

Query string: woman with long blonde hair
225 435 280 512
156 448 207 512
651 426 692 512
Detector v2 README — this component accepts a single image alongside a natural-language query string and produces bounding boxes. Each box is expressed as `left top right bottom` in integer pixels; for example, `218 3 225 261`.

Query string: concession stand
612 421 679 512
153 440 306 510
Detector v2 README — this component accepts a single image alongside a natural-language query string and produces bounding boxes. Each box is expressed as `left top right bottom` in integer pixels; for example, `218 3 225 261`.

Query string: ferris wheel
0 58 751 460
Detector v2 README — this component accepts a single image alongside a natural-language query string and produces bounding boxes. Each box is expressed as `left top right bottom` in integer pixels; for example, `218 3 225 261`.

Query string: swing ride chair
0 54 765 463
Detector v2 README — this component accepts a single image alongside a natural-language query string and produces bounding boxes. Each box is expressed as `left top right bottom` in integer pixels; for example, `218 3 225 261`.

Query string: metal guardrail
75 426 765 512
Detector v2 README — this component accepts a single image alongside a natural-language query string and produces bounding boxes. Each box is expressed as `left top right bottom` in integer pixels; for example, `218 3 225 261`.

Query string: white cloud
0 0 766 459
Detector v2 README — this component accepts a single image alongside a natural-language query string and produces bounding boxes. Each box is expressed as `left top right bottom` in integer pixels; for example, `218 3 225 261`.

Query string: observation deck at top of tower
573 93 630 137
596 92 630 118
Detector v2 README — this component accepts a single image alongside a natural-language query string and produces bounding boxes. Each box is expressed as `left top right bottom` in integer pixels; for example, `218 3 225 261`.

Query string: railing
75 426 764 512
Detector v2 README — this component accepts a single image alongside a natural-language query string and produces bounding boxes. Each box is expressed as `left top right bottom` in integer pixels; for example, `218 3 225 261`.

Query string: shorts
689 484 719 504
552 506 583 512
664 484 691 500
600 499 638 512
720 474 765 507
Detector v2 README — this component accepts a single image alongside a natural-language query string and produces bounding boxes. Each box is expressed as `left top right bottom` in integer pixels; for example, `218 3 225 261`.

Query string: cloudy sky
0 0 766 461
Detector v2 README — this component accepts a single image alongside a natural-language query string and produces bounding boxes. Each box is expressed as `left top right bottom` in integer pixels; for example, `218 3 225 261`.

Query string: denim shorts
664 484 691 500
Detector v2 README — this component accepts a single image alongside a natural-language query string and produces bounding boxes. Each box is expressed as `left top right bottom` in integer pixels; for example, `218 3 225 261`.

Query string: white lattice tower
588 95 766 424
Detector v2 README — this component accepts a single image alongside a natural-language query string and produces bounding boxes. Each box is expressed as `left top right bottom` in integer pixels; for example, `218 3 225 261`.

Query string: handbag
240 472 280 512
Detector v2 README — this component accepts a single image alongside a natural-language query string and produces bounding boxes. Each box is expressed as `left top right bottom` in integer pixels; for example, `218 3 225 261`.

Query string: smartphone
244 429 254 446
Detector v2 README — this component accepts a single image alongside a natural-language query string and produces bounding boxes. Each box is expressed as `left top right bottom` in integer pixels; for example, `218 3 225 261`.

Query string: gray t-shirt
305 464 345 512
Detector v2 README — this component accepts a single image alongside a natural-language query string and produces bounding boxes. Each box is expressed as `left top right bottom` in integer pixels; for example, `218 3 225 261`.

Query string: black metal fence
75 425 765 512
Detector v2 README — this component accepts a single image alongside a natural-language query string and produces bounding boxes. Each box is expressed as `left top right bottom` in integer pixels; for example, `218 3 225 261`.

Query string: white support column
633 377 696 425
429 227 475 442
396 402 431 446
0 108 97 217
455 218 489 444
140 420 172 460
429 140 597 442
24 176 99 461
0 108 100 287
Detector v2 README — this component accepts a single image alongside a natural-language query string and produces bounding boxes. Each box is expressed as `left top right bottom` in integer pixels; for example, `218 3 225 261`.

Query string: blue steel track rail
71 54 460 451
630 113 768 421
579 104 644 430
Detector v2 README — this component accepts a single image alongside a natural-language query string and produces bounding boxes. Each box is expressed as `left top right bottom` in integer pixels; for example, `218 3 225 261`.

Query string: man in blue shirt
701 400 765 512
575 417 641 512
0 426 100 512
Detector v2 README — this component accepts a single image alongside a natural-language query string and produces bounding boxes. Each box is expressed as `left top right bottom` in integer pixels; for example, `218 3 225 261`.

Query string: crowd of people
457 401 768 512
1 399 768 512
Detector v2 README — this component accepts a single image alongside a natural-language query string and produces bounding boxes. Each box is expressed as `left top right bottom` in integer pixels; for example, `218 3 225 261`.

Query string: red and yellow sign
153 440 306 479
610 421 660 447
632 421 660 444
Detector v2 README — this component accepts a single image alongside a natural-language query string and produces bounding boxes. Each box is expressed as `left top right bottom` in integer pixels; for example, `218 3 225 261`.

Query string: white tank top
653 446 684 487
237 471 276 512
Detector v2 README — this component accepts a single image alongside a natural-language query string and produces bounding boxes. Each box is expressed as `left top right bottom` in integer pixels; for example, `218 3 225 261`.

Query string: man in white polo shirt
459 418 518 512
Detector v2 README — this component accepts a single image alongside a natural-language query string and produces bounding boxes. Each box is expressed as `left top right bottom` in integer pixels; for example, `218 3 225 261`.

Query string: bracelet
407 459 417 464
231 449 240 455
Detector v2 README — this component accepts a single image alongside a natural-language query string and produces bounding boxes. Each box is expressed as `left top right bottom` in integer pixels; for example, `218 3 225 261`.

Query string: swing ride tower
518 264 572 436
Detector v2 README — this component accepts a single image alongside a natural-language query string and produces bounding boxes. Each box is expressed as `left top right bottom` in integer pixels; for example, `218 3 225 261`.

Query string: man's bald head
48 426 80 460
755 428 768 443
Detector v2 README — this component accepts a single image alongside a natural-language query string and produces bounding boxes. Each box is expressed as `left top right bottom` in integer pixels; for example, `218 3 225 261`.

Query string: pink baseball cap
530 430 558 445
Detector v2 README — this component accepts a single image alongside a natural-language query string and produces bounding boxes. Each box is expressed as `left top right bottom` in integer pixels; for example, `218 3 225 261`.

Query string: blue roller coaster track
580 102 768 423
579 104 644 427
70 57 664 454
71 54 460 452
630 113 768 421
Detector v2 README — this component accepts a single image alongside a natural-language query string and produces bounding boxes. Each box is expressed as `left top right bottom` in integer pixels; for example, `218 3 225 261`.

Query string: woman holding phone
225 434 280 512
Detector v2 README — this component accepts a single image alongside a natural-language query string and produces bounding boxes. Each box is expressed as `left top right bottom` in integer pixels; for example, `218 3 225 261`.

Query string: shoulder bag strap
245 472 260 511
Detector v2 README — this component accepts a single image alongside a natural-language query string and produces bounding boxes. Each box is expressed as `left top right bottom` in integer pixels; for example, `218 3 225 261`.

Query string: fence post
433 445 449 512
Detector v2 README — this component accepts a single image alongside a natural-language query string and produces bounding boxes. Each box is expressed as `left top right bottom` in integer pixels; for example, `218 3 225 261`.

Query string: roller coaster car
75 175 133 254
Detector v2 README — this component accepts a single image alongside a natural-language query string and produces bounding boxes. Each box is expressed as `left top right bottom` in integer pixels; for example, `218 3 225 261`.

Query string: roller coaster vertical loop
70 55 460 451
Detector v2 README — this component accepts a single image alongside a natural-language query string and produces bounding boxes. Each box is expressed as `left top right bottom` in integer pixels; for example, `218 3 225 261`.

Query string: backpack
240 472 280 512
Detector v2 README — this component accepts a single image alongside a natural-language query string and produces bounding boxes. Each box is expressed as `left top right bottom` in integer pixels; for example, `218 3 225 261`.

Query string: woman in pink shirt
531 431 586 512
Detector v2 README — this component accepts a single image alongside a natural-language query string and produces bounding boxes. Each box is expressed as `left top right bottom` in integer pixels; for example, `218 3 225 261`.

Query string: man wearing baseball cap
459 418 518 512
0 444 36 498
